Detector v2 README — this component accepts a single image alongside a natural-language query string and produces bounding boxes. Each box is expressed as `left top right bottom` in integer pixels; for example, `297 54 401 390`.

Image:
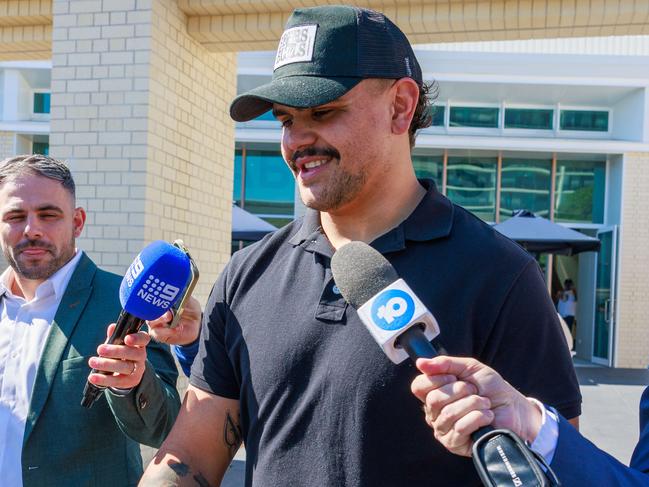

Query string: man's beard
290 146 368 212
5 238 75 280
301 167 367 212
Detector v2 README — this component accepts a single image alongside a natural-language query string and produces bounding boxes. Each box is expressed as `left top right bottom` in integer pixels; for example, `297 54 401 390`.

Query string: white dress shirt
0 251 83 487
528 397 560 464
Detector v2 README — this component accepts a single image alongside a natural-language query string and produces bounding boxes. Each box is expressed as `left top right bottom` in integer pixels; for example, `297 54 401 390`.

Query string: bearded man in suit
0 154 181 487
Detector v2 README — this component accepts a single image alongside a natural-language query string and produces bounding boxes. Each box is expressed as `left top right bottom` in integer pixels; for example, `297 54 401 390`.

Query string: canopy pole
495 151 502 223
546 254 553 295
550 153 557 221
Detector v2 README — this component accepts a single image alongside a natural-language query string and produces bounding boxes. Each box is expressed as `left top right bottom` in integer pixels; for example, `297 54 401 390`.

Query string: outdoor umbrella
493 210 600 255
232 204 277 241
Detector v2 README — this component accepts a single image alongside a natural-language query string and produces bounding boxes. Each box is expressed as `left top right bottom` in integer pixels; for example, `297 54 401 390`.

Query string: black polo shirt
191 179 581 487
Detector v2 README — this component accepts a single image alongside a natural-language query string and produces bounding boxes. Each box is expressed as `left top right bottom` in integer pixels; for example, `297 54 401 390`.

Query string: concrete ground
575 365 648 464
144 364 648 486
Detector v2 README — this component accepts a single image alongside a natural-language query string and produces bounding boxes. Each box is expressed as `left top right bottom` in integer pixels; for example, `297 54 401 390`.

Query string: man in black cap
141 5 581 486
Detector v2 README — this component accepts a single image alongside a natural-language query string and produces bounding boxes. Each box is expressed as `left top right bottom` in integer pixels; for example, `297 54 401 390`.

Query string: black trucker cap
229 5 423 122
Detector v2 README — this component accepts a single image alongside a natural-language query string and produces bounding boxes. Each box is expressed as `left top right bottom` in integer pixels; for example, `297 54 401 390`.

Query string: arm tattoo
139 460 216 487
224 409 243 457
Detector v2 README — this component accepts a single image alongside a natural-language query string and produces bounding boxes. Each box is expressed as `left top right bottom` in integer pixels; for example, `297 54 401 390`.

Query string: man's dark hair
409 80 439 149
0 154 75 199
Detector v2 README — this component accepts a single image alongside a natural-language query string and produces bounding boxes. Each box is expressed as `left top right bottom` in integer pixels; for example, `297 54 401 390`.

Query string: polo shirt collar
288 179 454 256
288 208 335 258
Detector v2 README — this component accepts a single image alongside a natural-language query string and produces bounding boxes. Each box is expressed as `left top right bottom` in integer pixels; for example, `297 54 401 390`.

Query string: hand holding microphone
147 294 202 346
331 242 561 487
411 356 544 457
81 240 198 408
87 322 152 390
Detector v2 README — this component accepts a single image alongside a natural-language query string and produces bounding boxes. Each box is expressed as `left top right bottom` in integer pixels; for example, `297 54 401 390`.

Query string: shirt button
332 285 341 295
138 395 148 410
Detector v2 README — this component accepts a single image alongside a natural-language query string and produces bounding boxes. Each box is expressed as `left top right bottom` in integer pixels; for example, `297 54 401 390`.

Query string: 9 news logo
136 274 181 309
370 289 415 331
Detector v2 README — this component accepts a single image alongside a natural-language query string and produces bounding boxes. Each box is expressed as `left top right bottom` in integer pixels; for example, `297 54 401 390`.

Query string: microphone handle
105 309 145 346
396 324 438 360
397 325 495 440
80 310 144 408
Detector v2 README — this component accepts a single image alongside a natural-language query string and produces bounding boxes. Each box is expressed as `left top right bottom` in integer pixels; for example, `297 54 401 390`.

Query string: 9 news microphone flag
331 242 561 487
81 240 193 408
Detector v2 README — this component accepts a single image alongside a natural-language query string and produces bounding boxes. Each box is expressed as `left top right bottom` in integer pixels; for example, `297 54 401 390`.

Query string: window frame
502 104 555 134
447 102 501 134
31 89 51 121
557 104 612 137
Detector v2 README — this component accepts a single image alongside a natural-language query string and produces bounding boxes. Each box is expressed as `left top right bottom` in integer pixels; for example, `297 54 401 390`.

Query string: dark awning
493 210 601 255
232 204 277 241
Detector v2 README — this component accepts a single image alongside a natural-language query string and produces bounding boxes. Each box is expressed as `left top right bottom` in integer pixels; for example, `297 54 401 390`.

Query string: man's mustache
15 240 55 253
289 147 340 170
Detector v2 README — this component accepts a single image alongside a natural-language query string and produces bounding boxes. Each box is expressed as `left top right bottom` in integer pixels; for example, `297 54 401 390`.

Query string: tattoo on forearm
192 472 213 487
139 460 215 487
224 409 243 457
169 461 191 477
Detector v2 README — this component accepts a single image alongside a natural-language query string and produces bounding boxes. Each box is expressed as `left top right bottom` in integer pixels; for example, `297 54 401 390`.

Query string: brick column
0 132 15 159
615 152 649 368
146 0 236 299
49 0 236 300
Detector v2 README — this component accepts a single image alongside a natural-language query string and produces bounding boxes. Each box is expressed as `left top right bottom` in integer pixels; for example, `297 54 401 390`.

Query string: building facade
233 45 649 368
0 1 648 367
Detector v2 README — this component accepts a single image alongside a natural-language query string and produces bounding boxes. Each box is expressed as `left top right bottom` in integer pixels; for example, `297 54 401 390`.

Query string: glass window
234 149 295 217
504 108 553 130
412 155 443 188
233 149 243 203
32 142 49 156
447 156 497 221
500 158 552 220
554 159 606 223
430 105 445 126
33 93 50 114
560 110 609 132
449 107 499 128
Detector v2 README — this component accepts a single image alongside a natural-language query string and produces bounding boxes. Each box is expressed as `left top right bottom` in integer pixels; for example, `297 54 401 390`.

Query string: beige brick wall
146 0 235 300
616 152 649 368
49 0 152 273
183 0 649 51
49 0 236 302
0 132 15 160
0 0 52 61
5 1 649 60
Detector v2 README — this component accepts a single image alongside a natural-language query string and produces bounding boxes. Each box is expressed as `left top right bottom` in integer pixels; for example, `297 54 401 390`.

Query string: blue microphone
81 240 192 408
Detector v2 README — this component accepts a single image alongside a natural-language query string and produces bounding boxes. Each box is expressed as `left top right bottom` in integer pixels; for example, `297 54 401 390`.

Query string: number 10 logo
370 289 415 331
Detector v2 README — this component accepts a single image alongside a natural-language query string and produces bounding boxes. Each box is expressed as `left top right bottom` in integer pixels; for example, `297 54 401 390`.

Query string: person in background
0 154 180 487
557 278 578 344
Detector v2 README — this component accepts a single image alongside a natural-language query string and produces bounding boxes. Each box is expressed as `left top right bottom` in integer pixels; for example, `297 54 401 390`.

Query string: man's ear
390 77 420 136
73 207 86 238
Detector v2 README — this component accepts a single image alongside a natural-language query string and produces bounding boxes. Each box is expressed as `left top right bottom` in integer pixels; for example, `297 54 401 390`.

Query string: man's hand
410 356 543 457
88 323 149 390
147 295 202 346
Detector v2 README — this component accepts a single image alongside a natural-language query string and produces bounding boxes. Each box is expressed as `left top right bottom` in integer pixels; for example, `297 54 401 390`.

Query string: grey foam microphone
331 241 440 363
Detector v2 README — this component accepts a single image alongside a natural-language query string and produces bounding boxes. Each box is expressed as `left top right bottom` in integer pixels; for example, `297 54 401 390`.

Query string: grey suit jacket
19 254 180 487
